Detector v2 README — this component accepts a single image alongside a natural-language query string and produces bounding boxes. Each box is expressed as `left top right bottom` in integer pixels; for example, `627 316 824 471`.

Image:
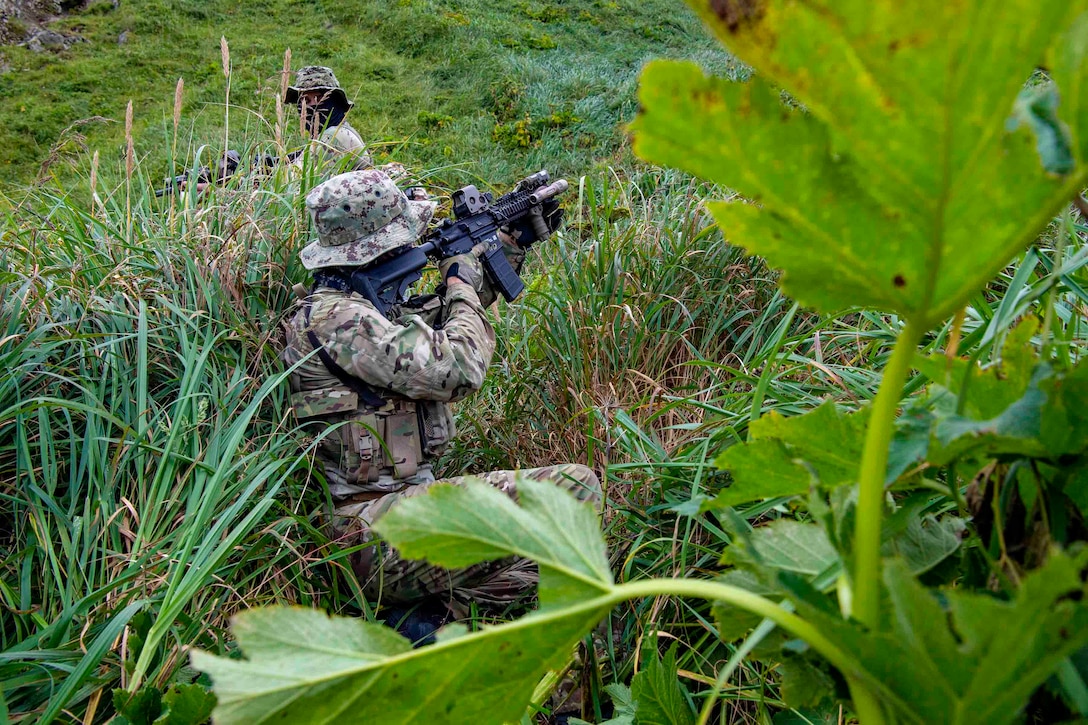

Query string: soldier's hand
497 227 527 274
439 253 485 293
497 228 517 247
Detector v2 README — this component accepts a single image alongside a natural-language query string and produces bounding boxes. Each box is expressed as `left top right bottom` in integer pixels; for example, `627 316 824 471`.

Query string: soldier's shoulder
321 123 365 150
310 289 385 328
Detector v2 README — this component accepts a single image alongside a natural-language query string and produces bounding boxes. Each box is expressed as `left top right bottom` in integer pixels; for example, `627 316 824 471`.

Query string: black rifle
154 150 241 197
343 170 568 317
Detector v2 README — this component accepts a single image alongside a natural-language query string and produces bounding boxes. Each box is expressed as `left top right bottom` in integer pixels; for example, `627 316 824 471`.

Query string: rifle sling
303 300 389 409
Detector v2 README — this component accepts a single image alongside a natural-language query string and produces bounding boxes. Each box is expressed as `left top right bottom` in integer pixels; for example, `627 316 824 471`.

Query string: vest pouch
348 413 380 483
417 400 455 457
290 387 359 419
383 410 421 479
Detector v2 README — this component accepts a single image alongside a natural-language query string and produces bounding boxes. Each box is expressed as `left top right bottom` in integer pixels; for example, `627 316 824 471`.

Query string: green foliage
493 115 538 149
372 478 614 607
527 33 558 50
113 683 216 725
11 1 1088 722
632 2 1088 325
190 1 1088 722
0 168 348 722
417 110 455 130
713 402 867 507
192 477 616 724
491 109 582 150
628 0 1088 720
792 555 1088 724
909 321 1088 466
194 476 1088 724
570 684 636 725
628 645 696 725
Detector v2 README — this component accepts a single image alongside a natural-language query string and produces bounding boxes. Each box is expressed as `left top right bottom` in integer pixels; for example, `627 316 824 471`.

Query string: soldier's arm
323 125 372 170
312 286 496 402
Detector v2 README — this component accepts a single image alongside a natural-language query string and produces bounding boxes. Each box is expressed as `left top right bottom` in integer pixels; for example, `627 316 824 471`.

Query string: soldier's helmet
284 66 354 110
300 170 438 270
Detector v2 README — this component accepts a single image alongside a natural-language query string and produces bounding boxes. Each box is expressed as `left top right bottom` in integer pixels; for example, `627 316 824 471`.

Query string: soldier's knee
556 463 601 503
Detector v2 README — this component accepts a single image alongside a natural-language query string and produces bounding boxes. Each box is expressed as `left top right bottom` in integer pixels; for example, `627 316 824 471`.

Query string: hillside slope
0 0 738 187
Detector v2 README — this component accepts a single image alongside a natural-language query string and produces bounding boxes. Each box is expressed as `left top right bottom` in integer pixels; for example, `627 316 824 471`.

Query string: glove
497 228 527 274
439 253 486 295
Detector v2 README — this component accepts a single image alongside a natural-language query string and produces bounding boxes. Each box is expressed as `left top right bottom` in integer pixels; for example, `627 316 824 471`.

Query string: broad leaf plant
193 2 1088 723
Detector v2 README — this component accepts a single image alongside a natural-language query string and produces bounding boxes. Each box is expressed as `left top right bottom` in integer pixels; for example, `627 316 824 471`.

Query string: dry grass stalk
221 37 231 176
281 48 291 98
275 48 291 154
90 150 101 216
124 100 134 183
275 95 284 149
90 149 98 195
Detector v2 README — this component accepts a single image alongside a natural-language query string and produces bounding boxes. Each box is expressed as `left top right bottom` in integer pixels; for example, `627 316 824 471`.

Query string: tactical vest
290 385 452 495
288 293 454 496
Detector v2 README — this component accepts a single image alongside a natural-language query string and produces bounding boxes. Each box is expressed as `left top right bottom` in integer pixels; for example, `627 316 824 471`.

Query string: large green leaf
714 510 963 642
713 518 839 642
570 684 637 725
191 602 609 725
632 1 1088 323
713 402 867 508
154 684 217 725
372 477 613 609
911 340 1088 466
722 519 838 577
630 645 696 725
880 512 963 576
789 554 1088 724
192 476 615 724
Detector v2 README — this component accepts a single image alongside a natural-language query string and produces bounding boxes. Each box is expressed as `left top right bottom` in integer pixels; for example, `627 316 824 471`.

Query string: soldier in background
282 169 600 617
284 65 373 172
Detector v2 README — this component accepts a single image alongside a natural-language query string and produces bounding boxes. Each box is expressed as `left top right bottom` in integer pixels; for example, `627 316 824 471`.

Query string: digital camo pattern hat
300 170 437 270
284 66 354 110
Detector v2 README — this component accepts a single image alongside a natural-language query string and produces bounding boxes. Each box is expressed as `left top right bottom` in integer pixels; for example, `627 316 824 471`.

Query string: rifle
343 170 568 317
154 150 241 197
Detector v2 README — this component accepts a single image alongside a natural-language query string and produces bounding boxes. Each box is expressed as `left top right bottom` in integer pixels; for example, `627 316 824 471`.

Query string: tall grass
0 158 363 721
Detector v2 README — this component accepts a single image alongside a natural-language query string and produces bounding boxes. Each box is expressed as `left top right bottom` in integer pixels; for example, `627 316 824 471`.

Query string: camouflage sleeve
311 285 495 402
322 124 372 171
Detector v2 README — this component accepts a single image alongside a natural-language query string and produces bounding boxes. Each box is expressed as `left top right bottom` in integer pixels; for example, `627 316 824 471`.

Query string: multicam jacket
317 121 372 171
283 282 495 497
290 121 373 174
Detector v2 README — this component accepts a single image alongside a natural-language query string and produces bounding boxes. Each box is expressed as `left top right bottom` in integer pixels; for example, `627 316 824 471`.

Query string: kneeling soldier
282 169 601 609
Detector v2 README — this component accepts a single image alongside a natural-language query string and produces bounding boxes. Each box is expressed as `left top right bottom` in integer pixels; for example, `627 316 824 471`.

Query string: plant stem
607 579 859 683
848 679 887 724
852 320 924 629
1040 207 1070 361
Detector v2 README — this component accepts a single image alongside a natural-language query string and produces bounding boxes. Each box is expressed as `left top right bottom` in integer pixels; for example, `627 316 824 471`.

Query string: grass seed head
173 77 184 131
220 36 230 79
124 100 133 181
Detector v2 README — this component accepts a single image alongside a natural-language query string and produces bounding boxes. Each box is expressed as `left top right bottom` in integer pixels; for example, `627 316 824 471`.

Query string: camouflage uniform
285 66 373 172
283 170 600 606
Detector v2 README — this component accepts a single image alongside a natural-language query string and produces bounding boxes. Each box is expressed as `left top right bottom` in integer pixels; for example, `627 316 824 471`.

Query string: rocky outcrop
0 0 94 47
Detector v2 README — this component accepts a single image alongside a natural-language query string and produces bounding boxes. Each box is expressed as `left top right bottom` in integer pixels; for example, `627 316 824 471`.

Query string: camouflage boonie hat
300 170 438 270
284 65 354 110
